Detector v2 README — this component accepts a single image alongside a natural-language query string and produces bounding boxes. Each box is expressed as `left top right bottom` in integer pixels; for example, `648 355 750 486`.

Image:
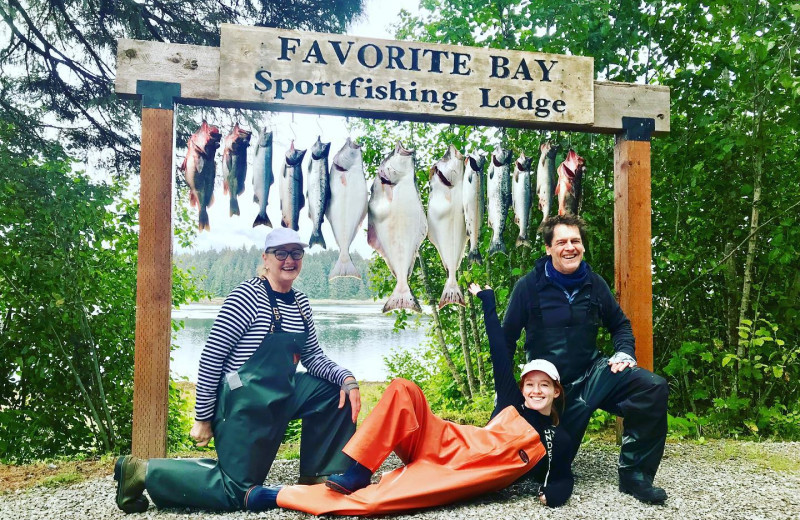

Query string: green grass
708 442 800 472
39 471 82 487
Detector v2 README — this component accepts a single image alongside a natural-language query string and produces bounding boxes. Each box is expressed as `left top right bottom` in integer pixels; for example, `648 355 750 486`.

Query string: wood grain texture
614 137 653 371
116 38 220 101
595 81 670 135
115 37 670 134
218 25 594 126
132 107 174 459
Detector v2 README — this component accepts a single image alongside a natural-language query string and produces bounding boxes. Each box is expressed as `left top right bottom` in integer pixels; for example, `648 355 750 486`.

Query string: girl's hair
550 380 566 426
519 377 566 426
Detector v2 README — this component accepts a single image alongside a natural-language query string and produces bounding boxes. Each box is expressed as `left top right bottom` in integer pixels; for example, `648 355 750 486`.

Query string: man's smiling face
545 224 585 274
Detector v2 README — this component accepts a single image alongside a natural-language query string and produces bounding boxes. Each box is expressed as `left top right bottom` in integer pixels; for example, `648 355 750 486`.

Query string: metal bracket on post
136 80 181 110
621 116 655 142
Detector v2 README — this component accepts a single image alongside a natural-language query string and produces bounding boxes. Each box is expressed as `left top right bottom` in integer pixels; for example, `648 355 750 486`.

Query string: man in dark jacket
502 214 669 504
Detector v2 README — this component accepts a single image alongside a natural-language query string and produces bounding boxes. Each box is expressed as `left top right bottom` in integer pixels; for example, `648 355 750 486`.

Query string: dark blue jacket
502 257 635 383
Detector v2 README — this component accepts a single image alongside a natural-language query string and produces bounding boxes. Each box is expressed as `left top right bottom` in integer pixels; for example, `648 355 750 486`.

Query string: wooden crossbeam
115 38 670 135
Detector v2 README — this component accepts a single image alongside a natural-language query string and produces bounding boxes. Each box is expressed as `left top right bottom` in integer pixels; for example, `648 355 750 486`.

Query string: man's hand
190 420 213 446
339 376 362 423
609 360 635 373
608 352 637 373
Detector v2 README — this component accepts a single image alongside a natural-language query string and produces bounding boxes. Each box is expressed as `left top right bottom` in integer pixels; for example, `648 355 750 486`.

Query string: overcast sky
179 0 421 257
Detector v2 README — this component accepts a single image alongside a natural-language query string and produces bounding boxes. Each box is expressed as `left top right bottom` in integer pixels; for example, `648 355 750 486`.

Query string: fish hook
290 113 297 141
316 114 323 140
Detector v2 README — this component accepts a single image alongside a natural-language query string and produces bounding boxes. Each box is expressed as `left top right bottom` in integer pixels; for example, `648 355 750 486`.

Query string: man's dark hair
538 214 588 246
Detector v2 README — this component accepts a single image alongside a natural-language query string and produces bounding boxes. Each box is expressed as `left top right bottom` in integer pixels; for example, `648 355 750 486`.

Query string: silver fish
556 149 585 216
279 141 306 231
222 123 252 217
306 136 331 249
536 141 558 227
486 145 512 255
462 152 486 264
180 120 221 231
326 138 368 278
252 128 273 228
368 142 427 312
427 145 467 308
511 152 534 248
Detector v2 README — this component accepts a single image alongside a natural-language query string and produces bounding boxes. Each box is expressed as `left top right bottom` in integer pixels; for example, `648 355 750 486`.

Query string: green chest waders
145 280 355 510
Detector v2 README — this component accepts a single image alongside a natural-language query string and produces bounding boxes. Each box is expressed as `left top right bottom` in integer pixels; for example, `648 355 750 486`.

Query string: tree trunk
81 309 117 451
417 258 471 399
724 242 739 353
735 46 765 395
458 305 476 396
467 294 487 390
50 325 111 452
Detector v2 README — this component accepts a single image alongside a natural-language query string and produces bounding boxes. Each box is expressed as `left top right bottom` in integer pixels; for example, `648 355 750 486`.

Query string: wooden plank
218 24 594 127
132 107 174 459
595 81 670 136
614 137 653 371
115 38 670 134
116 39 220 102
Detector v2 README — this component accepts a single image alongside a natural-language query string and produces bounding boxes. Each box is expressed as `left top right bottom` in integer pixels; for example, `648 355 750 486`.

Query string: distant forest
175 246 376 300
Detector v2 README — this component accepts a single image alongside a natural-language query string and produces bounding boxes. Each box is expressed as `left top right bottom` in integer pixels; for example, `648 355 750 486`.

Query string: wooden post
613 117 655 444
132 81 180 458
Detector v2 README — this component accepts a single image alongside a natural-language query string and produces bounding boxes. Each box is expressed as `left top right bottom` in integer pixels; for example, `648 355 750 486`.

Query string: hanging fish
306 136 331 249
252 128 273 228
280 141 306 231
222 123 252 217
511 152 534 248
368 142 427 312
326 138 368 278
486 145 513 256
556 149 586 216
427 145 468 308
179 120 222 231
462 152 486 264
536 141 558 227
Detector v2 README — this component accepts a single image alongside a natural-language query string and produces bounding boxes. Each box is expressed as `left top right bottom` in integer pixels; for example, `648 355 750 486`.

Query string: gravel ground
2 441 798 520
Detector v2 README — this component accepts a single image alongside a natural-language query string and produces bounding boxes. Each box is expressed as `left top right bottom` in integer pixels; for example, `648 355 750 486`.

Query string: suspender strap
261 279 310 334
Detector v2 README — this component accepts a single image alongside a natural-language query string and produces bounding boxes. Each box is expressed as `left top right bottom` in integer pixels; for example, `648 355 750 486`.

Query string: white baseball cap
264 228 308 250
519 359 560 382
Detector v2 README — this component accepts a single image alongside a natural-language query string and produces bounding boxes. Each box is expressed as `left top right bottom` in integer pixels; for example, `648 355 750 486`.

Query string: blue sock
245 485 282 511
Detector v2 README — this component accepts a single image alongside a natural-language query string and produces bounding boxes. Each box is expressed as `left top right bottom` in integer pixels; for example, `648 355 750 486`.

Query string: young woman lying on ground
244 284 574 515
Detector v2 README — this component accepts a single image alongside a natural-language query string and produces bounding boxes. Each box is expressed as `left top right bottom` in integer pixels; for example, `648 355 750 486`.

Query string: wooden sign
218 24 594 127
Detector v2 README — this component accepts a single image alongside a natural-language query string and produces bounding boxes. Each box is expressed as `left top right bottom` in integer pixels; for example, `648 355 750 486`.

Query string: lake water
171 302 430 382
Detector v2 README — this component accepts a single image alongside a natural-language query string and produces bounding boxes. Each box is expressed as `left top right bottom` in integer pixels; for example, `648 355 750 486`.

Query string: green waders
145 281 355 510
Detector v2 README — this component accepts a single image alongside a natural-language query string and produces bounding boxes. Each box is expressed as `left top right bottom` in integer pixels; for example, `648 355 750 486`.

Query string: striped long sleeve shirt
195 278 354 421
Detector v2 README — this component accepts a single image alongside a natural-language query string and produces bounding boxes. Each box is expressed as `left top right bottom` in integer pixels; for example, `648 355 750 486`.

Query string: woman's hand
468 283 491 296
190 420 213 447
339 376 362 423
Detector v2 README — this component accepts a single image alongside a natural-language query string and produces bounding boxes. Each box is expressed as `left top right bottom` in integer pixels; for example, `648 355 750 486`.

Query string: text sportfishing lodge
255 36 565 116
219 25 594 125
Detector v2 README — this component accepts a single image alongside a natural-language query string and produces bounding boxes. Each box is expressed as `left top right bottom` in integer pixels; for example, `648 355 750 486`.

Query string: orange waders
277 378 545 516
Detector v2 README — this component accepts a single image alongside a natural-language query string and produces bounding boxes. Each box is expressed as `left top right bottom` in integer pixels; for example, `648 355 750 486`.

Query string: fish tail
198 207 210 232
516 236 532 248
309 230 326 249
468 248 483 264
488 239 507 256
252 212 272 228
229 198 240 217
383 285 422 313
329 255 361 279
438 280 465 309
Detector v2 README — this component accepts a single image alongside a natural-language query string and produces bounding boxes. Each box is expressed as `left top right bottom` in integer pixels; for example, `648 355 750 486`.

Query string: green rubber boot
114 455 149 513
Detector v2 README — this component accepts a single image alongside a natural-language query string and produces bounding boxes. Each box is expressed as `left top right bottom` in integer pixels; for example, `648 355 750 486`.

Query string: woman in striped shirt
114 228 361 513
